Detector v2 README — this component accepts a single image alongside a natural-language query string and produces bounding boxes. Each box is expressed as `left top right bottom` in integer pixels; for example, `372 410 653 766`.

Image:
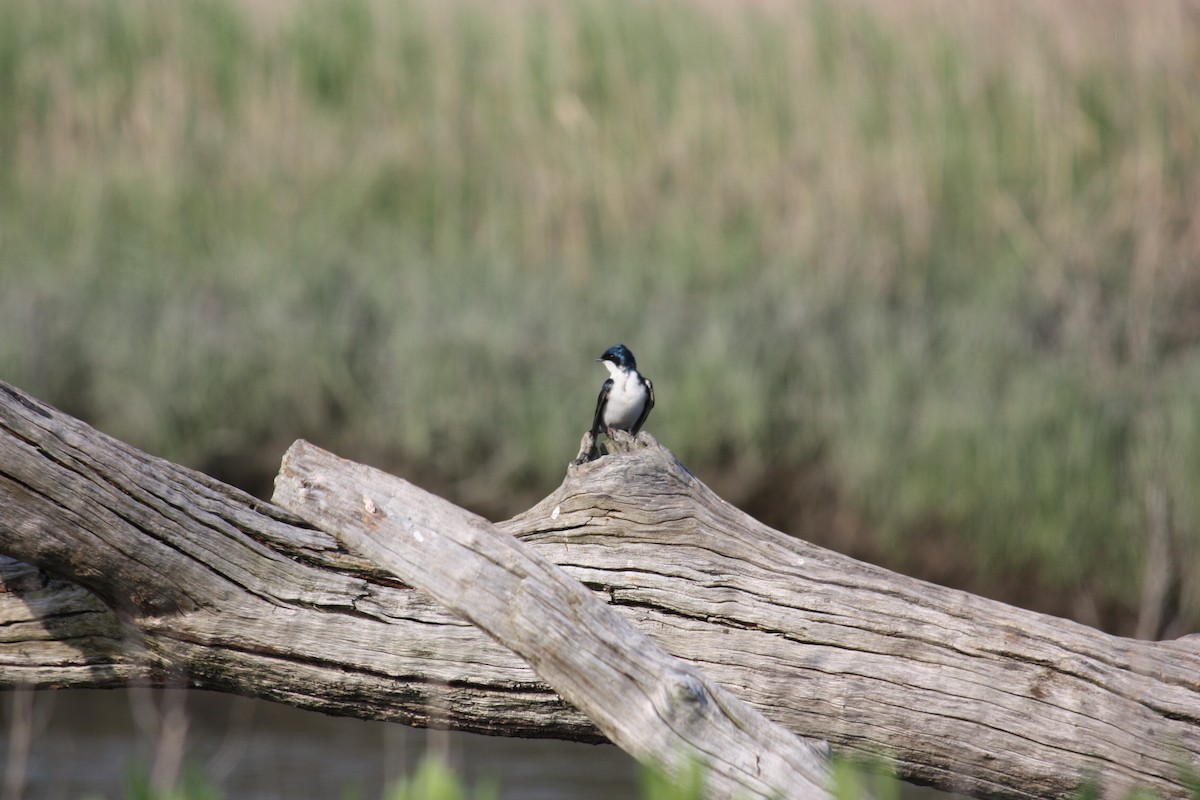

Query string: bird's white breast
603 366 647 430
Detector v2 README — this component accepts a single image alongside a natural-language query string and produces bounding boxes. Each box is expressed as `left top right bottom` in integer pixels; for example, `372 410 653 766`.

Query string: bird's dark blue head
598 344 637 371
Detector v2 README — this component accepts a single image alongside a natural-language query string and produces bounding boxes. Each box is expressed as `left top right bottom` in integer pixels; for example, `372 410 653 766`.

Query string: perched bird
590 344 654 439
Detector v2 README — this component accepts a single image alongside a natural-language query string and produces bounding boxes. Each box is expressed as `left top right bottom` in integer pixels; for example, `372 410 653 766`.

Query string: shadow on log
1 379 1199 798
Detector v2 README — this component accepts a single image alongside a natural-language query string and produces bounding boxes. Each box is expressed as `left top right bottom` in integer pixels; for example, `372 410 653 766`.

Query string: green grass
380 757 498 800
1 0 1199 632
96 752 1200 800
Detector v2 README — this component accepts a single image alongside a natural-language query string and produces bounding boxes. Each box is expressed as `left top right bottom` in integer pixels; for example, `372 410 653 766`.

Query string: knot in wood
660 669 711 716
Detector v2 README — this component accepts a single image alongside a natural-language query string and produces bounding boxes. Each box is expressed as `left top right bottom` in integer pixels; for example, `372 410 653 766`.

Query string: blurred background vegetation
1 0 1198 638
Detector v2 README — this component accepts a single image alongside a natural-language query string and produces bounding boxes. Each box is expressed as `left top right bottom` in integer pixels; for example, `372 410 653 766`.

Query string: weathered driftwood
273 440 830 799
1 379 1199 798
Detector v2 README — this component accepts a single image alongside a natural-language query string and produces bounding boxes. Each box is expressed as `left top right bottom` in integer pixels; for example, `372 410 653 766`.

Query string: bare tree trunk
1 380 1199 799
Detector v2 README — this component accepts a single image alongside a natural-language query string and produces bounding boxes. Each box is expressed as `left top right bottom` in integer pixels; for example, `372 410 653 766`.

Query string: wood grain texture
274 439 830 799
507 437 1200 798
0 380 592 739
0 556 145 687
2 379 1199 798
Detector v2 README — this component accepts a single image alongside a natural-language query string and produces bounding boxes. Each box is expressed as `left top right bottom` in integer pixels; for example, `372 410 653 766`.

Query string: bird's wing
590 378 614 435
632 377 654 434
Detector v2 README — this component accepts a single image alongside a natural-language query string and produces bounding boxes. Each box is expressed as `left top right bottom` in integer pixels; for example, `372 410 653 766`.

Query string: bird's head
598 343 637 372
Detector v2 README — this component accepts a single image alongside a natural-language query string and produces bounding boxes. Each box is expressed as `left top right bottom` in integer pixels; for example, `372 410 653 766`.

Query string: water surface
4 689 637 799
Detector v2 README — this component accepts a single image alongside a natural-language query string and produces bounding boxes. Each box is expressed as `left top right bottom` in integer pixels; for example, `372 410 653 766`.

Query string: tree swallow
590 344 655 439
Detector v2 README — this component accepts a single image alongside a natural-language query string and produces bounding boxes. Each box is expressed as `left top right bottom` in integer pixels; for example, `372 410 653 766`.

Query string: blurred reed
1 0 1198 633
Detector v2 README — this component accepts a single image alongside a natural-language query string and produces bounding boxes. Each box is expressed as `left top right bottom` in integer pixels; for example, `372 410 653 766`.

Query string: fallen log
273 439 829 798
1 379 1198 798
